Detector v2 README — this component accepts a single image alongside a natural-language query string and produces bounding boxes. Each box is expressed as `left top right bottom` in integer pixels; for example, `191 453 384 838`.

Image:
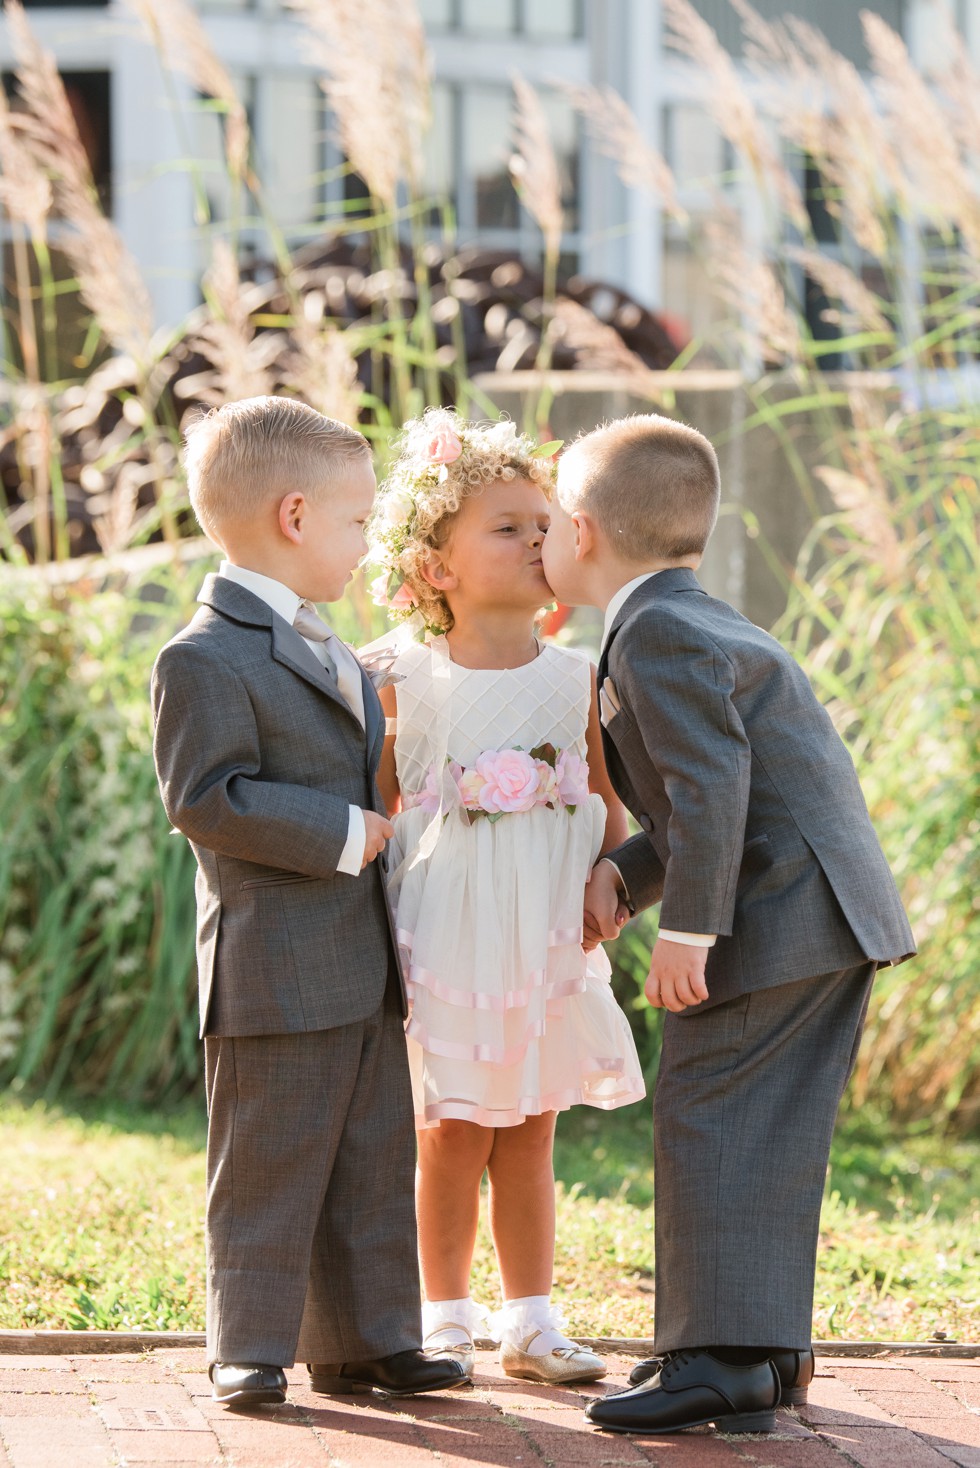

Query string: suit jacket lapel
201 573 369 732
360 665 384 766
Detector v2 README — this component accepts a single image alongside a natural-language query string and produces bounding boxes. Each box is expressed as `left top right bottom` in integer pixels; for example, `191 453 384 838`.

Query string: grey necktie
293 601 364 726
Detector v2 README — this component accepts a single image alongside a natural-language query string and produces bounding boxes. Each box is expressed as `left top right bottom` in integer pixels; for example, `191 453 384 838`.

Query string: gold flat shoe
501 1331 607 1385
423 1325 475 1379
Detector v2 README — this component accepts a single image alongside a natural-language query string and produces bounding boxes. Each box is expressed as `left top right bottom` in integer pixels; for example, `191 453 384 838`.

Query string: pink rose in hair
475 749 540 813
426 425 463 465
555 750 590 807
389 581 417 612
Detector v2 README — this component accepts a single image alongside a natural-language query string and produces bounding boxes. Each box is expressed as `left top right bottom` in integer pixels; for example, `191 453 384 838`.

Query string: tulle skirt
389 795 645 1129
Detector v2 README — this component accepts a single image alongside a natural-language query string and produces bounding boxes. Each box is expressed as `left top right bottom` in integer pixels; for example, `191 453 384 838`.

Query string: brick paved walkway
1 1348 978 1468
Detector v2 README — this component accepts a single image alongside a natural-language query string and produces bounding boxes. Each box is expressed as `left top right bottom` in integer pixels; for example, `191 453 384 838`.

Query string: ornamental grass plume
124 0 251 184
287 0 431 208
783 247 891 338
0 79 51 450
703 208 800 365
730 0 905 258
546 298 659 389
862 11 980 259
509 74 564 265
282 299 364 427
0 80 51 241
4 0 154 368
187 241 282 405
564 82 687 225
661 0 806 232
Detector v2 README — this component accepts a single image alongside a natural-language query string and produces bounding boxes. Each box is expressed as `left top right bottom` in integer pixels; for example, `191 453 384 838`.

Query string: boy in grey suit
542 414 914 1436
151 398 465 1408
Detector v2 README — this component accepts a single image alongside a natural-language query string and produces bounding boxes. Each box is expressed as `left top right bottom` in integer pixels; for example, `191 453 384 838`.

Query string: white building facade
1 0 978 341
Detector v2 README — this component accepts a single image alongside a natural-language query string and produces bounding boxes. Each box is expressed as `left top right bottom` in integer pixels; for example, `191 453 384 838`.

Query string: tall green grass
0 0 977 1131
0 558 386 1101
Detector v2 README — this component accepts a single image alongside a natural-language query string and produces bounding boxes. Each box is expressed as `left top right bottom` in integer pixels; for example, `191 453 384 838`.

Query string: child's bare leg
485 1112 558 1297
416 1119 495 1300
485 1112 603 1379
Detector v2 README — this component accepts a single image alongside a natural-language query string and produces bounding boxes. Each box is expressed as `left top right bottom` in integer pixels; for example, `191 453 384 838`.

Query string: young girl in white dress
365 410 644 1385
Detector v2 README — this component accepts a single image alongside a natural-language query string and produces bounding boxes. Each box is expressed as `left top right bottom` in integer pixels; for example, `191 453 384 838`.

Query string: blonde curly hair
367 408 557 633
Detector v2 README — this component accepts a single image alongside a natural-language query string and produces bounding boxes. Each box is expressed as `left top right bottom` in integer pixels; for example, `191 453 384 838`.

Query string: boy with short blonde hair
152 396 466 1409
542 412 914 1437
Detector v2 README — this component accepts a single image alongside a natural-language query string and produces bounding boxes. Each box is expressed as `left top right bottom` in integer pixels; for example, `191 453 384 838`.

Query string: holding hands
583 859 630 951
583 860 711 1012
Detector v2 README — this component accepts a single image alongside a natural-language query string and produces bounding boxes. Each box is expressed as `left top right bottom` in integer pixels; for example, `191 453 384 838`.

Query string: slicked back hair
184 396 371 539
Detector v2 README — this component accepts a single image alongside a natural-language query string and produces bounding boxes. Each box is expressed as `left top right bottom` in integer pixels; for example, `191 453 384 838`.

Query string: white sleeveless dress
387 637 645 1129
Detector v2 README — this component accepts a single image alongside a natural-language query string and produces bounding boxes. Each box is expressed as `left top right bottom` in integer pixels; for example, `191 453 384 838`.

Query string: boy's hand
645 937 709 1012
362 810 394 868
583 860 630 950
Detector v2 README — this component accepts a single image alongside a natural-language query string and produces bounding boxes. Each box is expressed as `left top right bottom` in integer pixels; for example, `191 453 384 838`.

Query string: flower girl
365 410 644 1386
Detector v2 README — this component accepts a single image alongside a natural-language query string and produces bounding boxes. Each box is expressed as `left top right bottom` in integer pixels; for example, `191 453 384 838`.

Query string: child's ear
572 511 595 563
419 548 458 592
278 492 306 544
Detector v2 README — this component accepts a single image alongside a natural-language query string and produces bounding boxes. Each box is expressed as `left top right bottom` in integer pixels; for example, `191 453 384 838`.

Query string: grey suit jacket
151 574 402 1038
600 569 915 1006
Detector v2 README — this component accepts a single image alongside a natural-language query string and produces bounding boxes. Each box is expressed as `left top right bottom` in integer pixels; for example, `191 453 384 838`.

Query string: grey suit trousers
204 980 421 1366
652 962 875 1353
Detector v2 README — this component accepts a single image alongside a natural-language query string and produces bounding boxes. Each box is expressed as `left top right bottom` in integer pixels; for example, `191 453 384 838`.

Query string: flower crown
366 409 561 635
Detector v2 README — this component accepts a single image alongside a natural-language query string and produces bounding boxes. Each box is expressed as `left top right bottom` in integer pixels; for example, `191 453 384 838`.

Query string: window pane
524 0 580 39
258 75 322 234
418 0 453 26
422 82 455 204
663 221 726 343
461 0 515 34
669 1 903 67
466 86 519 229
664 102 722 185
197 72 255 227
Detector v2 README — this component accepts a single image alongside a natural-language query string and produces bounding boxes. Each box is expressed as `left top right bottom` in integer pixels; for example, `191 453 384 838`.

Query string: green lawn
1 1096 977 1342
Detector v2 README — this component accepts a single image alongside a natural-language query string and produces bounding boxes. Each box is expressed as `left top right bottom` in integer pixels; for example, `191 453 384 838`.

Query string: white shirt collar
601 571 661 650
204 561 305 629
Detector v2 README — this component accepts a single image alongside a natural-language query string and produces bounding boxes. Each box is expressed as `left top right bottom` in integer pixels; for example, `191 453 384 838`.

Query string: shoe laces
659 1350 692 1382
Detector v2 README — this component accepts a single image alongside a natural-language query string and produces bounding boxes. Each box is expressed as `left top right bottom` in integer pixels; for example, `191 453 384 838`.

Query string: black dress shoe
307 1348 468 1398
628 1346 814 1406
209 1361 287 1408
586 1349 779 1435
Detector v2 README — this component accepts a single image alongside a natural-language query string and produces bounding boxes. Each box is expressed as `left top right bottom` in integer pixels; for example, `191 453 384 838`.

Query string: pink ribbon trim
413 1078 647 1131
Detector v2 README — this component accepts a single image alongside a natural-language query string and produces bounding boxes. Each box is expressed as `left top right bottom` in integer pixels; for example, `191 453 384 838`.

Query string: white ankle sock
422 1296 488 1349
494 1295 573 1356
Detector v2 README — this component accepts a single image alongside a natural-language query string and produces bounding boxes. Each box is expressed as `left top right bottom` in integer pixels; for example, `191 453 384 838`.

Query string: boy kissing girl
153 396 913 1435
542 413 914 1436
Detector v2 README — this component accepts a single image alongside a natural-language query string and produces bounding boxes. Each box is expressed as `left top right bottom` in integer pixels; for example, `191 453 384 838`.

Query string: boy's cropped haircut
184 396 371 539
563 414 721 560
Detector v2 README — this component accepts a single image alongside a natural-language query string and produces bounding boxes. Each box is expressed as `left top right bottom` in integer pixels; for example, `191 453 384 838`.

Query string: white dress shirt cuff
597 858 634 913
659 929 717 947
336 804 366 876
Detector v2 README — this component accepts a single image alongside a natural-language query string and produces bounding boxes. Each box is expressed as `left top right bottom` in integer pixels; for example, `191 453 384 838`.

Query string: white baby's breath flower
486 419 520 451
